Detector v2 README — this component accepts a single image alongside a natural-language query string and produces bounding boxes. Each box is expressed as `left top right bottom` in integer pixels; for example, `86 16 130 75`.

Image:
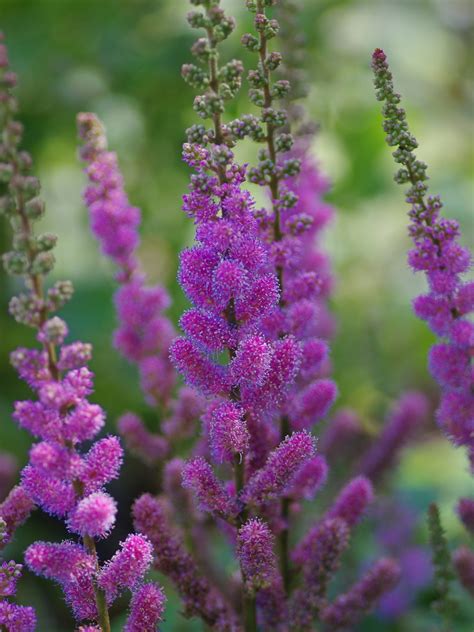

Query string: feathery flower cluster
78 113 176 407
292 475 374 567
132 493 235 629
372 48 474 457
357 391 428 482
0 35 164 630
319 558 401 629
0 558 36 631
289 518 349 628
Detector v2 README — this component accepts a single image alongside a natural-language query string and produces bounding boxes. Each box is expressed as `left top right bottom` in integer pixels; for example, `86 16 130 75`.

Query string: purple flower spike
132 494 235 627
289 518 349 628
237 519 279 593
292 476 373 566
326 476 374 527
0 486 34 548
182 458 238 520
231 335 273 387
320 558 401 629
358 391 429 481
98 534 153 602
117 413 168 465
26 540 97 620
209 401 249 464
284 454 328 501
372 49 474 455
170 337 229 396
242 431 317 506
290 379 338 430
124 582 166 632
25 540 92 584
81 436 123 494
21 465 75 518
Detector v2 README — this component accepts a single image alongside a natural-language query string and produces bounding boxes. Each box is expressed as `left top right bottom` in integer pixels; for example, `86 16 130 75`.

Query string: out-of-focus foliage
0 0 472 629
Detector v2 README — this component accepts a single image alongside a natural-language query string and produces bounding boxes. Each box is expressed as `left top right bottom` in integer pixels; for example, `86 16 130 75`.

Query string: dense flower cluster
0 557 36 631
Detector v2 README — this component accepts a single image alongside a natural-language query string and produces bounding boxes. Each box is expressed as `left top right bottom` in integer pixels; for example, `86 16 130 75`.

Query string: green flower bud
0 162 13 182
17 150 33 172
191 37 211 61
182 64 209 90
24 196 45 220
241 33 260 53
30 251 55 275
275 133 294 153
9 292 43 327
282 157 301 177
187 10 206 29
3 250 29 275
213 14 235 42
12 175 40 200
40 316 68 345
5 120 23 146
0 194 15 215
186 124 209 145
249 89 265 107
46 280 74 311
261 107 287 128
271 80 290 99
36 232 58 252
13 232 36 252
248 69 265 89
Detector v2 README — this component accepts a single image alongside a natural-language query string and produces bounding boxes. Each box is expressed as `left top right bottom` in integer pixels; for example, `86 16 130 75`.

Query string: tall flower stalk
129 2 399 630
372 48 473 462
240 0 339 592
373 48 473 628
0 34 165 632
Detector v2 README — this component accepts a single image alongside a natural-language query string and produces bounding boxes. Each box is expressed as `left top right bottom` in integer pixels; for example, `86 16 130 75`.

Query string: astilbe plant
116 1 402 630
1 3 473 631
0 34 165 632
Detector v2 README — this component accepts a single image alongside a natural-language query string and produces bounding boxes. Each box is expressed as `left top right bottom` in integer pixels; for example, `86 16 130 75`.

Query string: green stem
244 593 258 632
278 415 291 595
83 534 111 632
72 479 111 632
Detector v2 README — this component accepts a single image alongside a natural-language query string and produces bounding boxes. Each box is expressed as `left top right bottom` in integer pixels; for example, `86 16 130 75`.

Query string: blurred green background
1 0 473 629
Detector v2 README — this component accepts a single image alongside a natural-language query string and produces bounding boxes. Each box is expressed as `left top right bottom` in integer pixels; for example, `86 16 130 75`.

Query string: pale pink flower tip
67 491 117 538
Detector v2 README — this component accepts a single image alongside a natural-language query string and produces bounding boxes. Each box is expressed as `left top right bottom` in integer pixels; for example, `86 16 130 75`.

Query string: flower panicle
78 112 178 409
372 48 473 453
319 557 401 629
358 391 429 482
